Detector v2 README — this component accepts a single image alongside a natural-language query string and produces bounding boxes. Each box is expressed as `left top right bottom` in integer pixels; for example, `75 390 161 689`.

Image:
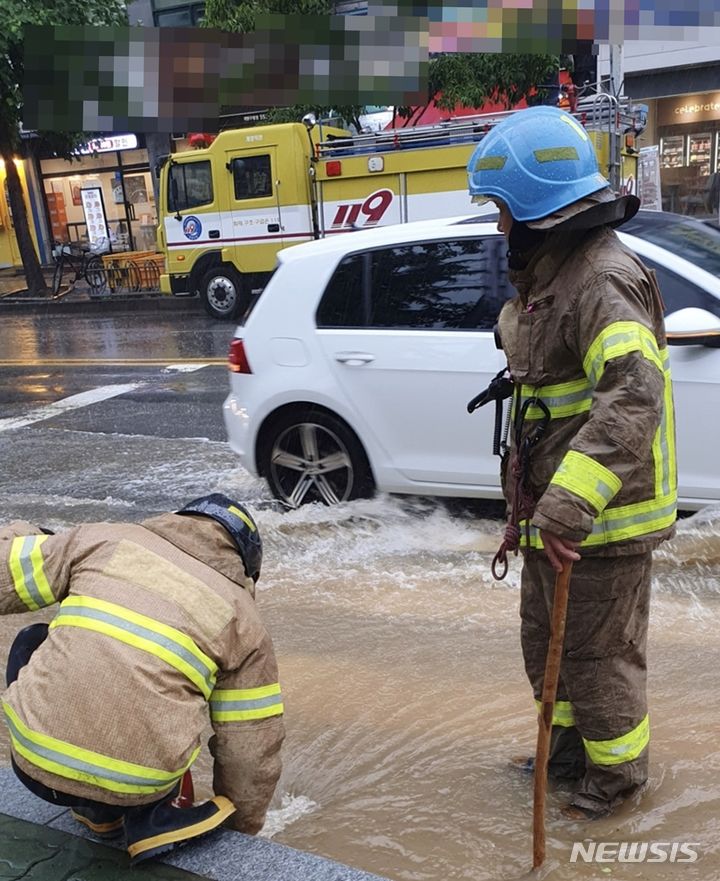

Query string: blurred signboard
80 186 109 248
638 146 662 211
77 134 139 155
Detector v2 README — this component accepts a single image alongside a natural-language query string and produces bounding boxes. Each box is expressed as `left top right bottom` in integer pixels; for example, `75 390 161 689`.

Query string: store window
657 93 720 217
40 143 157 252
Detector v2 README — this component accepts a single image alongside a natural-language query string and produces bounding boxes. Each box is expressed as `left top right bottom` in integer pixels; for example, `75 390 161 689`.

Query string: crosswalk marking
0 384 142 433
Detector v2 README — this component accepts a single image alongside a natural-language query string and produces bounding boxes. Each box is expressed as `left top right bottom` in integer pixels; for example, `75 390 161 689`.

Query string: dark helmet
177 494 262 582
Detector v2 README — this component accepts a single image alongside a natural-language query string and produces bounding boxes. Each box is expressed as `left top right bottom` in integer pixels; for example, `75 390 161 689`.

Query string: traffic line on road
0 383 142 432
0 358 225 368
162 363 211 373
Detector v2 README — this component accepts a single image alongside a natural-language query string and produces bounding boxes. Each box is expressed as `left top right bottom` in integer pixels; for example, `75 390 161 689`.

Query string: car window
644 258 720 320
624 214 720 278
317 237 510 330
316 253 369 327
168 160 213 212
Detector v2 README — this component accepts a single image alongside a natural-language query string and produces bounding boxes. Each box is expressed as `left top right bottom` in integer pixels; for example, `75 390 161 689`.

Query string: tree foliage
427 53 562 112
0 0 128 295
203 1 561 127
203 0 332 34
1 0 128 156
202 0 366 128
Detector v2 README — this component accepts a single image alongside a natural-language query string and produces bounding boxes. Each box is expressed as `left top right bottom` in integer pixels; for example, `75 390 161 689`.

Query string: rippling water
1 489 719 880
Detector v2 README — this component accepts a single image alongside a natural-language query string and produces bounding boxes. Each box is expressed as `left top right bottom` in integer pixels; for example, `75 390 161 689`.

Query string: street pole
608 43 624 194
610 43 624 99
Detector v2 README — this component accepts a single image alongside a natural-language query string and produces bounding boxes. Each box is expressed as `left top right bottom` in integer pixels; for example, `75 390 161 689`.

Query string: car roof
276 212 500 264
275 211 720 304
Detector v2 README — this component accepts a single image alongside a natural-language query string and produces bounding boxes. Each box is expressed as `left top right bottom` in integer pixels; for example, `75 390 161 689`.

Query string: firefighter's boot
71 805 125 839
125 794 236 864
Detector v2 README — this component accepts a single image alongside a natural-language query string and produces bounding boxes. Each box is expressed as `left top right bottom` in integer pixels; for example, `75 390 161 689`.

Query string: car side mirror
665 307 720 348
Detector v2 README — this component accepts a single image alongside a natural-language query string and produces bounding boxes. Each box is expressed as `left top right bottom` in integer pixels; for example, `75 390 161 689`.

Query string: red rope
492 451 536 580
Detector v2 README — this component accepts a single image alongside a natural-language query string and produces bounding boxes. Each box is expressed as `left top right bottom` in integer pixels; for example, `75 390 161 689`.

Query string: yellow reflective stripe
560 113 588 141
49 596 217 699
534 147 579 163
535 699 575 728
657 353 676 498
228 504 256 532
3 702 198 794
474 155 507 171
210 682 284 723
520 490 677 548
550 450 622 515
519 378 593 421
8 536 54 611
583 715 650 766
583 321 663 385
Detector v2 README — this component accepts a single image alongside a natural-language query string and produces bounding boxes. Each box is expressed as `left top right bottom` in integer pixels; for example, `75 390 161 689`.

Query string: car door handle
268 223 280 233
334 351 375 365
208 230 220 239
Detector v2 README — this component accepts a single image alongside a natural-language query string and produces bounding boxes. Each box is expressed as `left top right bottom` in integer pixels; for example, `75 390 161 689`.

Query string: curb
0 292 204 315
0 768 390 881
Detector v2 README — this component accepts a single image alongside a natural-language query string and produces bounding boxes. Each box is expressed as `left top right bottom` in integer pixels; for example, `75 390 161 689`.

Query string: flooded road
0 309 718 880
1 449 718 880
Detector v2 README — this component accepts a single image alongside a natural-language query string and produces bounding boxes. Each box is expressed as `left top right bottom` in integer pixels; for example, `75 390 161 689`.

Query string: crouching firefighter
466 106 677 819
0 495 285 863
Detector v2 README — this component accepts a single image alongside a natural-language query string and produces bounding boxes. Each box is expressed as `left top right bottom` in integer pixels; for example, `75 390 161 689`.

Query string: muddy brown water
1 497 719 880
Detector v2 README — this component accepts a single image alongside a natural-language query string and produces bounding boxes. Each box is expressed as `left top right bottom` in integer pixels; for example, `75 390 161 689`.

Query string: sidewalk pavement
0 268 194 314
0 768 390 881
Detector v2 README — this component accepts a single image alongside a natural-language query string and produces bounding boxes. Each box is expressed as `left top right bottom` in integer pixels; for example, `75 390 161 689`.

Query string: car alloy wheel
269 421 358 508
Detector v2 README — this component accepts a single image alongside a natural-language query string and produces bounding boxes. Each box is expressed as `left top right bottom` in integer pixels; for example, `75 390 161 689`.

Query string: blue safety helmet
467 106 611 222
177 494 262 582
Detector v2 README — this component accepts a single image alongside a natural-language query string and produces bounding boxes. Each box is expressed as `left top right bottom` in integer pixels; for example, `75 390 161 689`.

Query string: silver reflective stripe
519 385 593 420
520 497 677 547
211 694 283 713
598 499 677 536
10 536 54 610
5 712 170 787
659 355 673 497
16 537 48 608
53 605 216 695
584 322 662 386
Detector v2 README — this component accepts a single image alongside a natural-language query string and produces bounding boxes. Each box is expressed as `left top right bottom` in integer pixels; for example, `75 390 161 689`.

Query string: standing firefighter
467 106 677 819
0 494 285 862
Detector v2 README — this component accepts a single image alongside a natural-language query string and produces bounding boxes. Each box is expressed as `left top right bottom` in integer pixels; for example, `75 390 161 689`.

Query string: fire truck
157 94 647 319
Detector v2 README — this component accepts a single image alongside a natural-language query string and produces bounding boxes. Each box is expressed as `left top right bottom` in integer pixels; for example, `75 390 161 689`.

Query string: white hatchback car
223 213 720 509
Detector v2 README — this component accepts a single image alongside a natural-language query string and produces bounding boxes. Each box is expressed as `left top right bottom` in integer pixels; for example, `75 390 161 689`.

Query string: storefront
0 157 42 269
655 92 720 217
37 135 158 253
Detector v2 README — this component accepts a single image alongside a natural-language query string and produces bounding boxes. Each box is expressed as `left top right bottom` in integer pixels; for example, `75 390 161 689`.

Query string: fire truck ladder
315 97 647 195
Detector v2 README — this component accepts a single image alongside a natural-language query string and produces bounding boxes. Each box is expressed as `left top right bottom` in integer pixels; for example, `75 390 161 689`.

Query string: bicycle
51 242 108 296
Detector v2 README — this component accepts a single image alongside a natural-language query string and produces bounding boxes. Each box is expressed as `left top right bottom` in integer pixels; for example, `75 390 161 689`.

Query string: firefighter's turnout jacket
498 224 677 552
0 514 284 834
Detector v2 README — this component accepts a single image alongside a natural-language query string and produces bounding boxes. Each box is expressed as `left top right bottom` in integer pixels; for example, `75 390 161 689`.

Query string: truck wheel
200 266 247 320
259 410 375 508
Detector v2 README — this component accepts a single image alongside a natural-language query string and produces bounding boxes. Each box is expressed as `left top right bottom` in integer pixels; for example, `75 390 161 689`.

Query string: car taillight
228 339 252 374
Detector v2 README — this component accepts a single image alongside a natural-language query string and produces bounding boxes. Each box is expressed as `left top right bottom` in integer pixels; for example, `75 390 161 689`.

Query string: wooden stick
533 562 574 870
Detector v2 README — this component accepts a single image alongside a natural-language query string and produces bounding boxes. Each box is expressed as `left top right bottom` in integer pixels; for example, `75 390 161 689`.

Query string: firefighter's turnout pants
521 551 652 812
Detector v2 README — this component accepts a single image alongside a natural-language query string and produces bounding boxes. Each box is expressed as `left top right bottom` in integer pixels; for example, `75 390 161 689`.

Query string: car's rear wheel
259 410 374 508
200 266 247 320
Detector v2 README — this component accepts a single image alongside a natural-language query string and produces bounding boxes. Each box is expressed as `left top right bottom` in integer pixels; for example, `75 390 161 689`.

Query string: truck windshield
168 160 213 213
